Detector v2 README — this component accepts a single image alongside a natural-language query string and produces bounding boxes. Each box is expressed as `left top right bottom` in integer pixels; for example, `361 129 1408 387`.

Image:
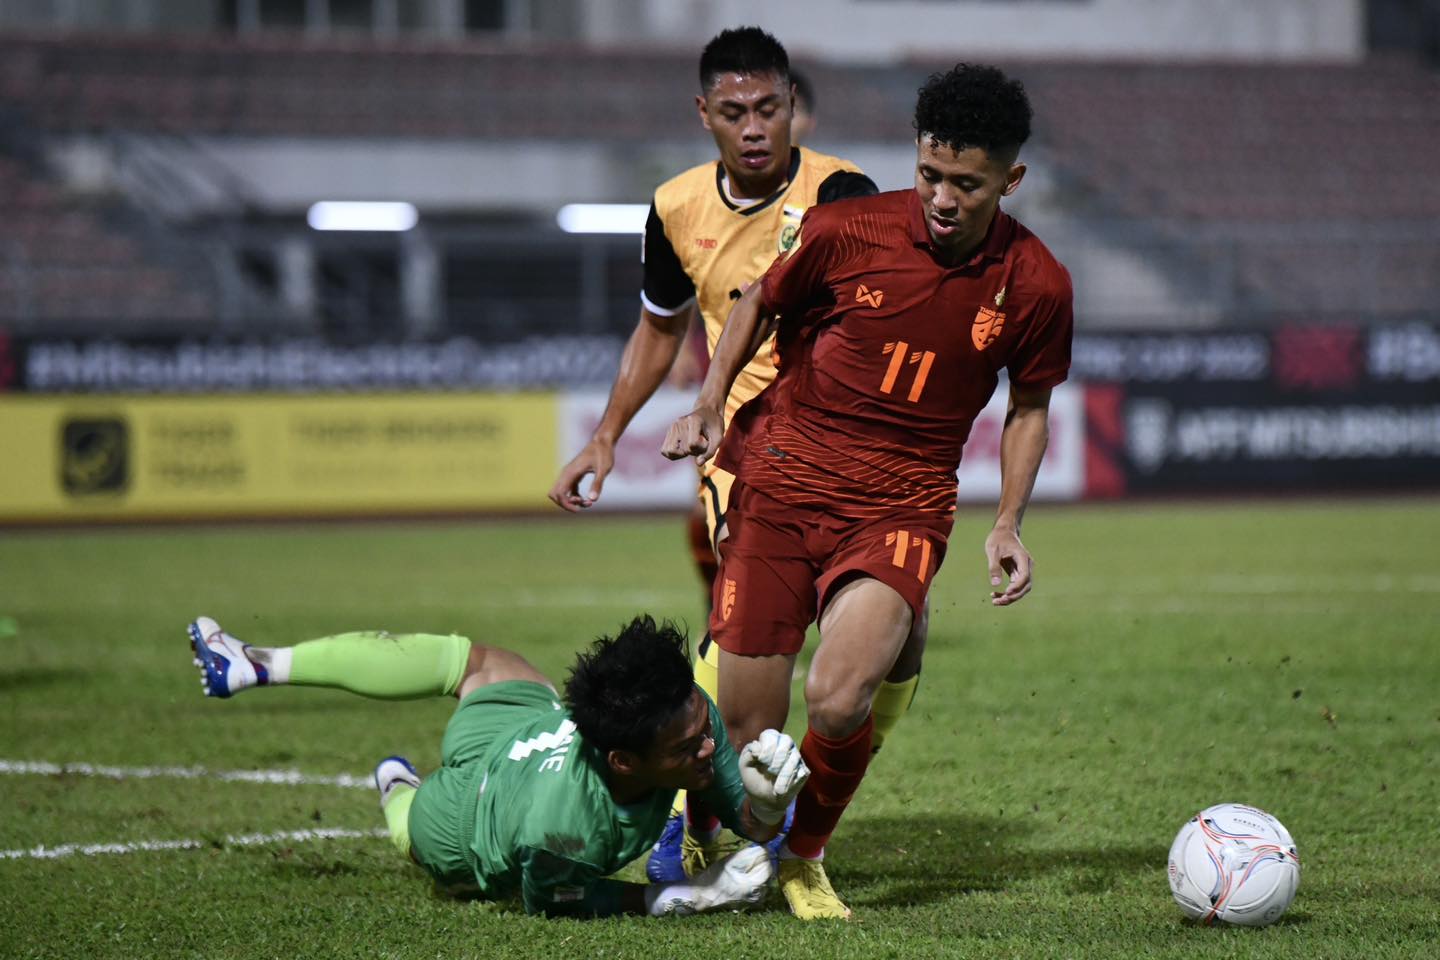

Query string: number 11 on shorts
886 529 932 581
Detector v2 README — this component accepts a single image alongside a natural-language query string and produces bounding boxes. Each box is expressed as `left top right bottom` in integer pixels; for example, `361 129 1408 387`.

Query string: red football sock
785 714 874 859
686 795 720 836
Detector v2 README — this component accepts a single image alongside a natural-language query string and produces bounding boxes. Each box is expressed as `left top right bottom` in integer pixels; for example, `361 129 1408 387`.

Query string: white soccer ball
1167 802 1301 926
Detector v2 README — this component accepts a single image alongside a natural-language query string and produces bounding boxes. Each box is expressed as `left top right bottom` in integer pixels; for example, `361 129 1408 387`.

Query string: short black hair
914 63 1032 163
564 615 695 756
792 69 815 112
699 26 789 91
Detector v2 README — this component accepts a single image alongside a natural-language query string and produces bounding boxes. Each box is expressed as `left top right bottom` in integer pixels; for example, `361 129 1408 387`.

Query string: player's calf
374 755 421 858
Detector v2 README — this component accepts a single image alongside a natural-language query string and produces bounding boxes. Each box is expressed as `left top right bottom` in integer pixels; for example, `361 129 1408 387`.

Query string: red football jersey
716 189 1073 520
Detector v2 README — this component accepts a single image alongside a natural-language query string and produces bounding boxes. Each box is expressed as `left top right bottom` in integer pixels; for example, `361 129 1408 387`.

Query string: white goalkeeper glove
644 844 772 916
739 728 809 825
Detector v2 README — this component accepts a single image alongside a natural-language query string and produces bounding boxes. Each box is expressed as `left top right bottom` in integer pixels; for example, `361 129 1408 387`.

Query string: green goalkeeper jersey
414 682 748 916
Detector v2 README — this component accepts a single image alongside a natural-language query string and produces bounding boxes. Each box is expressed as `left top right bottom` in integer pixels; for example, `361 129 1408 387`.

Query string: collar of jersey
714 147 802 216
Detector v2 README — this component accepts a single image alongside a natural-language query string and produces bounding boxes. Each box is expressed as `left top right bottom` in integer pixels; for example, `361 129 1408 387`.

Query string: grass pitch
2 498 1437 959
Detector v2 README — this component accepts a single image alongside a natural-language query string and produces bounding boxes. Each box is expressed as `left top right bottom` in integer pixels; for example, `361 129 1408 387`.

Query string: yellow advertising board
0 393 557 521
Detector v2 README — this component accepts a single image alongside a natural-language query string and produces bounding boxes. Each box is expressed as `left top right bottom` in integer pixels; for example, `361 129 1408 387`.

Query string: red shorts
709 480 951 657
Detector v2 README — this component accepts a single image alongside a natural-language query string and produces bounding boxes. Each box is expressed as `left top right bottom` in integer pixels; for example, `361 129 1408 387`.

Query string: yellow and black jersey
642 146 876 424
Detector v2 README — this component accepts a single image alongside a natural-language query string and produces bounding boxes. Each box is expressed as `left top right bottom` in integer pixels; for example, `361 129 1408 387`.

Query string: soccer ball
1167 803 1301 926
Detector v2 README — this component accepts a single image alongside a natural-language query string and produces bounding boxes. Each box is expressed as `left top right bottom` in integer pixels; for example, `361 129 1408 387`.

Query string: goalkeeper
187 613 806 918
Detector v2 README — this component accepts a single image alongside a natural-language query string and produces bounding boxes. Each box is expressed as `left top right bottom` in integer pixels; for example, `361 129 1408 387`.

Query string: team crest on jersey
778 204 806 253
972 305 1006 351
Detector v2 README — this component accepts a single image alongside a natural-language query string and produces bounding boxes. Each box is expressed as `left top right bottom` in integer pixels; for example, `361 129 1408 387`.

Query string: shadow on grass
1178 910 1312 928
837 811 1162 909
267 852 366 880
0 666 86 693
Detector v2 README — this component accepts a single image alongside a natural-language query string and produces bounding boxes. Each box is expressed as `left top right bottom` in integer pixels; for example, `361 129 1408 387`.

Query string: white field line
0 759 372 789
1 827 388 861
0 759 383 862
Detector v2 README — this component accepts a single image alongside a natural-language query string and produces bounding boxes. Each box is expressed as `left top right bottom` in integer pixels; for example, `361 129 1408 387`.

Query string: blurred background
2 0 1438 521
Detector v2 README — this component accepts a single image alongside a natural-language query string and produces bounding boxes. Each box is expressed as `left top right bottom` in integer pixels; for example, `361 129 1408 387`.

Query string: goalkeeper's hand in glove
644 845 772 916
739 728 809 825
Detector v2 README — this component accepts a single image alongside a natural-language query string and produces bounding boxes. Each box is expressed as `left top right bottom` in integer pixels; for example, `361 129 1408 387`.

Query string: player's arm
735 729 810 839
660 282 774 464
693 694 807 843
986 382 1052 607
550 201 696 511
549 301 696 511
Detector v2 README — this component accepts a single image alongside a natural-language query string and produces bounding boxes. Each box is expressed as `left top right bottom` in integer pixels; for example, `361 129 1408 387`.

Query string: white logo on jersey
508 718 577 773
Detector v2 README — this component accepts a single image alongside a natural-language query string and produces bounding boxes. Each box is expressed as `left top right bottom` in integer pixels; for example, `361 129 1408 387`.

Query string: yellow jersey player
643 124 871 543
548 28 924 912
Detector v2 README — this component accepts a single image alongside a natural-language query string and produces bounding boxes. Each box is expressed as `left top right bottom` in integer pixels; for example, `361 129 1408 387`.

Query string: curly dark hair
564 615 695 756
699 26 789 91
914 63 1032 163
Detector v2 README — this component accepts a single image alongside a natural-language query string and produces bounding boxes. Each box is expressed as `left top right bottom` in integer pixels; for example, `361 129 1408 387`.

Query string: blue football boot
188 616 266 698
646 812 686 883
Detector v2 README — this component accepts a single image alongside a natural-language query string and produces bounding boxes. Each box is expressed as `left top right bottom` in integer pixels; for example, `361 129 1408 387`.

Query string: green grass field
2 499 1437 959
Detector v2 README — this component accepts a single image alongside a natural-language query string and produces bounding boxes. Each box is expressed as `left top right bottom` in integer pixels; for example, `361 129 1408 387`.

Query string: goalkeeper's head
565 615 717 793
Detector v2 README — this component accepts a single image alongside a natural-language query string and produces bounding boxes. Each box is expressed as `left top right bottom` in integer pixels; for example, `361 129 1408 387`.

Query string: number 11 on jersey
880 341 936 403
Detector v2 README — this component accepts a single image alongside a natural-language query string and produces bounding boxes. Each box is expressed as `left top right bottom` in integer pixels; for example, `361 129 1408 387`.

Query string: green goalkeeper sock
382 784 417 857
278 631 470 699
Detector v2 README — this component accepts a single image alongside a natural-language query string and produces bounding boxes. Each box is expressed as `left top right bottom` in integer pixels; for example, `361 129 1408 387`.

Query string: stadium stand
0 146 213 325
0 31 1436 329
1011 60 1440 318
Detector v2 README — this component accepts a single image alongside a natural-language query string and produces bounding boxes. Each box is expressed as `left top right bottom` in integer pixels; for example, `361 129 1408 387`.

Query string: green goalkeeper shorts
407 680 561 891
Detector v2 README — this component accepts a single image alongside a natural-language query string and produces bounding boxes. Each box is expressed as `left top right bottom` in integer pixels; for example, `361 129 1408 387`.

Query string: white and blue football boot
188 616 266 698
646 813 686 883
373 755 422 808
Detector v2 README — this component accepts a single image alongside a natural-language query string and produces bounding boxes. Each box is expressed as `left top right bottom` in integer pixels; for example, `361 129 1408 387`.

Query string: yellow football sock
694 632 721 703
871 673 919 752
382 784 416 857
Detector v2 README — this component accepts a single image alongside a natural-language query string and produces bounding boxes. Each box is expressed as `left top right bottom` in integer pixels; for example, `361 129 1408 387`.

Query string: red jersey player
663 63 1073 919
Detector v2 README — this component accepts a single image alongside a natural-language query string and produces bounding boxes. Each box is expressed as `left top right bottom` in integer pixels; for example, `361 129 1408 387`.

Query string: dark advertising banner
5 324 1439 499
1079 324 1440 495
0 333 623 394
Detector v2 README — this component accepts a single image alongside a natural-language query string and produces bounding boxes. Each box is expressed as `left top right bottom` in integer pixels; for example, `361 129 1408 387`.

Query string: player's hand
739 729 809 824
661 406 724 465
548 439 614 512
985 525 1033 606
646 845 772 916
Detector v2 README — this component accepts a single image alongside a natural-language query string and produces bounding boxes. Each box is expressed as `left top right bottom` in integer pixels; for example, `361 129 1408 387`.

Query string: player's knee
910 599 930 644
804 680 872 739
888 608 928 682
458 644 550 699
722 706 783 749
